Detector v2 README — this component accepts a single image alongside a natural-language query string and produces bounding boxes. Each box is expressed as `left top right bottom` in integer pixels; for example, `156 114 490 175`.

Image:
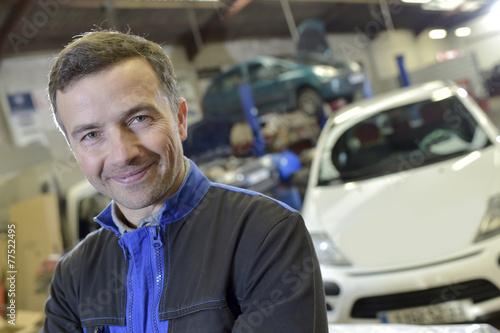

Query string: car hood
303 147 498 268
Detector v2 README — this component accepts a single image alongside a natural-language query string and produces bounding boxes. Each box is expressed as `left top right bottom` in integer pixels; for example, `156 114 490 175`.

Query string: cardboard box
0 309 44 332
7 194 63 312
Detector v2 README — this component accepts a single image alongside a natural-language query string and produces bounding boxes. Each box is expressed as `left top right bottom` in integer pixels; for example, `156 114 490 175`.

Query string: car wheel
297 88 322 117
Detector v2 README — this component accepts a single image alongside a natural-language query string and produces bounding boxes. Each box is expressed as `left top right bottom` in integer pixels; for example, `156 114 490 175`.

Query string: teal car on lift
201 55 365 123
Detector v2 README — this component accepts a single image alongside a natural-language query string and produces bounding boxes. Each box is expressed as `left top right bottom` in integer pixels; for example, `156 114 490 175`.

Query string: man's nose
107 127 140 165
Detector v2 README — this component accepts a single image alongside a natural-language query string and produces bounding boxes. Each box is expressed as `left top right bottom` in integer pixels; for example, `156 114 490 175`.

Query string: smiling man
57 56 186 226
43 30 327 332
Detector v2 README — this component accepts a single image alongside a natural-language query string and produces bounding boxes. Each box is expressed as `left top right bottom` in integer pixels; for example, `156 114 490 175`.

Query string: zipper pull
152 226 163 249
117 237 130 260
94 326 104 333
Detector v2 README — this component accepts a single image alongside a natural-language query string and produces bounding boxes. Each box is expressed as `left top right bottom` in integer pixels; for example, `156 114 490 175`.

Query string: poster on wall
6 92 48 147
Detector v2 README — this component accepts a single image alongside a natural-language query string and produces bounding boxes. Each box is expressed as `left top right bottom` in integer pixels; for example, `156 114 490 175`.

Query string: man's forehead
58 60 159 100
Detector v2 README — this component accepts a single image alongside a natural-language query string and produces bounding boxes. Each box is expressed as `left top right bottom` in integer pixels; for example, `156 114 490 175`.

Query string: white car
301 80 500 325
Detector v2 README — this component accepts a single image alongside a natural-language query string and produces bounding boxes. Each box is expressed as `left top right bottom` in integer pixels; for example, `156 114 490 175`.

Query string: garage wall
330 28 454 94
446 10 500 71
0 54 59 160
372 31 421 79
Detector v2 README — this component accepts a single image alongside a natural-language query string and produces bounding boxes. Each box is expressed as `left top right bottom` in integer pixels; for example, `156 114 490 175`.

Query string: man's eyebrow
122 104 157 117
71 123 101 140
70 104 158 140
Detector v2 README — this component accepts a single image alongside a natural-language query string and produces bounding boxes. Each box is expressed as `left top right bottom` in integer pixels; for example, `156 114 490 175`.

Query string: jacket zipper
151 226 164 333
118 237 134 333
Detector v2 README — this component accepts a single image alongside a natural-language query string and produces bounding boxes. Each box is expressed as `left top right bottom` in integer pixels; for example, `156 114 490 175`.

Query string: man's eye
133 115 148 123
84 132 98 140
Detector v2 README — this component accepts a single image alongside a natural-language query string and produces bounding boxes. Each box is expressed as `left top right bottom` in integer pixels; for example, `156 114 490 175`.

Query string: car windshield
319 95 492 184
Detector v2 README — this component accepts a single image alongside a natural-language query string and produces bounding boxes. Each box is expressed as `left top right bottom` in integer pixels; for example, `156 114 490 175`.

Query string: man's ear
177 98 188 141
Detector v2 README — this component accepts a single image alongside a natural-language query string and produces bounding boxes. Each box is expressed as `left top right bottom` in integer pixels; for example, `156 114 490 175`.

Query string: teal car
201 55 365 123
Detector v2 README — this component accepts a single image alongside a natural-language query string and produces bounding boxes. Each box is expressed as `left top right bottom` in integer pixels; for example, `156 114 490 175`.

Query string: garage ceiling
0 0 494 60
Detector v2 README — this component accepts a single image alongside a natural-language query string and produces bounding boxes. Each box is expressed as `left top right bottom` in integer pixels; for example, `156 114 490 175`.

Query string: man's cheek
80 159 101 179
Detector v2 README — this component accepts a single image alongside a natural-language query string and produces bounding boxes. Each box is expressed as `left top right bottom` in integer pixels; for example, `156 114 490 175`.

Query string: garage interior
1 0 500 331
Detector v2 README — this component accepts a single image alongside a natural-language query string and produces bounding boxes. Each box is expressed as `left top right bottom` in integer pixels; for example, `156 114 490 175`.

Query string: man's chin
114 198 156 211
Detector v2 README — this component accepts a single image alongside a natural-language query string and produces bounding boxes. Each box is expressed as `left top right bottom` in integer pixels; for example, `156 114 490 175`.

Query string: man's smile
107 163 153 185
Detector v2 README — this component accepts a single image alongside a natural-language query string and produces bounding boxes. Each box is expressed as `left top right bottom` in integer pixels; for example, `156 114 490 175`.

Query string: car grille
351 279 500 318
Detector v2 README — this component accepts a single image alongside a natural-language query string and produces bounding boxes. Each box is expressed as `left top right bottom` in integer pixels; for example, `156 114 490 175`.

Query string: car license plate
246 169 271 186
377 299 474 325
348 72 364 84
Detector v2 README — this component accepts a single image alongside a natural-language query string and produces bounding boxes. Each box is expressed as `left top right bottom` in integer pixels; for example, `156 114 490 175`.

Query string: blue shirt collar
95 158 211 235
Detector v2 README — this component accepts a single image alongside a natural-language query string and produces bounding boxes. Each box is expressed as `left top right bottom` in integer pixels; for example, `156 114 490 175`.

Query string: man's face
56 57 187 217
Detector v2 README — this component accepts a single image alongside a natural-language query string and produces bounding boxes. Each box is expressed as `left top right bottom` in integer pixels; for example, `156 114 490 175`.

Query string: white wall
0 52 67 159
446 8 500 71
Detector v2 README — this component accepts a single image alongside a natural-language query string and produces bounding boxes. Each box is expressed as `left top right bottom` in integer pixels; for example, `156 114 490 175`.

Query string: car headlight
349 61 362 73
312 65 338 78
475 195 500 242
310 232 351 266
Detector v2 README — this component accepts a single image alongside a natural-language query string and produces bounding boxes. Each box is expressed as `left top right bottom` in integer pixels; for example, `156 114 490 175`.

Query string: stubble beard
95 155 183 211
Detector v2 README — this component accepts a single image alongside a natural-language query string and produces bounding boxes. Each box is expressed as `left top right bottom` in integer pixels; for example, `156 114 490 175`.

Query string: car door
204 67 245 122
247 61 289 114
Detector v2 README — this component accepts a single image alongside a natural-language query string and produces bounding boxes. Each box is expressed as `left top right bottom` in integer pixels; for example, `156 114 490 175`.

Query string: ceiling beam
180 0 253 60
66 0 220 10
224 0 253 20
65 0 382 9
323 3 350 26
261 0 382 3
0 0 38 61
412 9 458 35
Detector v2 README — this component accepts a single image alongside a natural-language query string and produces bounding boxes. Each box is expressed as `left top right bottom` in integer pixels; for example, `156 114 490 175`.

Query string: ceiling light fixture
455 27 472 37
460 0 482 12
429 29 447 39
126 0 219 2
401 0 431 3
422 0 466 11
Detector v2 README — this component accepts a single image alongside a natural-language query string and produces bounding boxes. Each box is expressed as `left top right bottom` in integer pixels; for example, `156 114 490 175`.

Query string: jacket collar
94 158 211 235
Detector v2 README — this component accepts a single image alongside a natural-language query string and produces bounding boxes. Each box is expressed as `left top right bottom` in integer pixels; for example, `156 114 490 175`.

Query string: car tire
297 88 322 117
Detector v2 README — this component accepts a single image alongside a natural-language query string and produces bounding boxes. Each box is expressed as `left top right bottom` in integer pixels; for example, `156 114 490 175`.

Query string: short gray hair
48 29 181 137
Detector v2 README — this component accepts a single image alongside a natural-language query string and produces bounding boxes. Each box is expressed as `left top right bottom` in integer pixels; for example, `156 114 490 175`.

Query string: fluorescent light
401 0 431 3
460 1 482 12
422 0 465 11
455 27 471 37
429 29 447 39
